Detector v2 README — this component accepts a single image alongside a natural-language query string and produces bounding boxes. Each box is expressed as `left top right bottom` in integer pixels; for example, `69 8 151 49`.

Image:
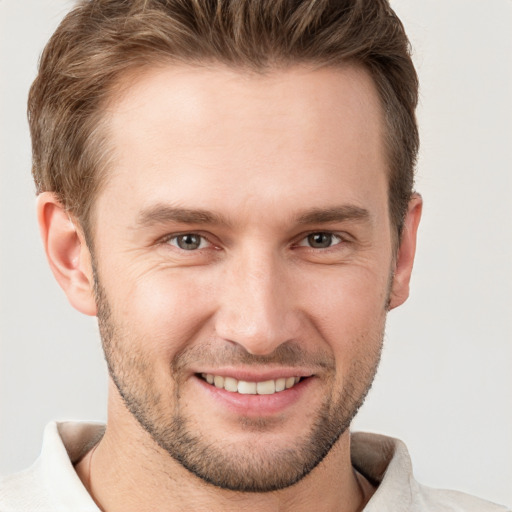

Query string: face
91 64 397 492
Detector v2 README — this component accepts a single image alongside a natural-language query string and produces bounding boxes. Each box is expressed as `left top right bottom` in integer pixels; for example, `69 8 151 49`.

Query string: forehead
97 63 387 228
106 63 384 153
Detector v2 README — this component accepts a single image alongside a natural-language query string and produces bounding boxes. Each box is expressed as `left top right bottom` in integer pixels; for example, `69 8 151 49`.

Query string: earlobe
37 192 97 316
388 193 423 311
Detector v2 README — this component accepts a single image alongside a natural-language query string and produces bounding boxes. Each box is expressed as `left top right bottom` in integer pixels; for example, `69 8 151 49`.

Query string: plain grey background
1 0 511 507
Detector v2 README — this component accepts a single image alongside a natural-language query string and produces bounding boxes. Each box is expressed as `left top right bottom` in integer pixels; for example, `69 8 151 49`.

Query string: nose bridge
215 246 296 355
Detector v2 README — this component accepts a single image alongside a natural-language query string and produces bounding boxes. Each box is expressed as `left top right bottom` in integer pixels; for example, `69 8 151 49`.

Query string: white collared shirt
0 422 509 511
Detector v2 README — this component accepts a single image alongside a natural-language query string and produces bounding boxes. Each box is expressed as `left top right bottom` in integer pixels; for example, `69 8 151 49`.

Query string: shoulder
0 461 55 512
351 432 510 512
412 485 510 512
0 421 104 512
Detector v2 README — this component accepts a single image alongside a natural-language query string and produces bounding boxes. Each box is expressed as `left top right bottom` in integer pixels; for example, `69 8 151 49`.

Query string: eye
168 233 210 251
298 232 343 249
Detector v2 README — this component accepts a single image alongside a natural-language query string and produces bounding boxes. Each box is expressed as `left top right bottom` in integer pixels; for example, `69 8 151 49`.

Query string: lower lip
193 375 313 416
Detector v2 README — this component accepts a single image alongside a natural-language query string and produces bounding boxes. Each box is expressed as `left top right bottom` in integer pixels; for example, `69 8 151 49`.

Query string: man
0 0 509 511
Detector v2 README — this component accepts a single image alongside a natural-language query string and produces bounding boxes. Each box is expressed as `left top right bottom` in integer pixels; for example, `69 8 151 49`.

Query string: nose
214 248 300 356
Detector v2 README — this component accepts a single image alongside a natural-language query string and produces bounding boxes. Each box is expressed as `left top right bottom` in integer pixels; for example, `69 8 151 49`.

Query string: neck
75 393 374 512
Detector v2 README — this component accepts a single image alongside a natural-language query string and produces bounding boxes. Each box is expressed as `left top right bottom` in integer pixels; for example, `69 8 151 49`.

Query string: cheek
109 268 218 358
299 265 389 353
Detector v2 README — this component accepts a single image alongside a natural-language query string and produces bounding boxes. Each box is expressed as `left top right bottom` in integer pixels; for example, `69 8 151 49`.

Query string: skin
38 64 422 511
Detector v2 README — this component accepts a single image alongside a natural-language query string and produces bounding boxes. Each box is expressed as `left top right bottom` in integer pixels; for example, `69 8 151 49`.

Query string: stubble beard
94 277 384 493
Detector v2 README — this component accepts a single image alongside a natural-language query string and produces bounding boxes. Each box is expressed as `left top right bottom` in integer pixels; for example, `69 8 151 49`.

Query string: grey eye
171 234 206 250
301 232 342 249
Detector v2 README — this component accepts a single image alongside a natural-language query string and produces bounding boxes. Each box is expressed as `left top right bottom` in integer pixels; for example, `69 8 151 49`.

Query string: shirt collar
42 422 416 511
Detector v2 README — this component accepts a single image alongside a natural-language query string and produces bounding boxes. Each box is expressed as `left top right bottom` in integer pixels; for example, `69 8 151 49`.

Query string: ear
388 193 423 310
37 192 97 316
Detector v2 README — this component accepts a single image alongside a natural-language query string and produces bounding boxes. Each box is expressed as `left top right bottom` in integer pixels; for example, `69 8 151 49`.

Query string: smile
200 374 303 395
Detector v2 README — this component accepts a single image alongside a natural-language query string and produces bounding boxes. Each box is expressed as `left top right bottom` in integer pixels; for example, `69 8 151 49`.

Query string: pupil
309 233 331 248
178 234 200 250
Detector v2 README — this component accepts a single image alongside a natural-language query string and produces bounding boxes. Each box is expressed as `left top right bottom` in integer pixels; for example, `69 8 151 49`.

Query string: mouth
198 373 306 395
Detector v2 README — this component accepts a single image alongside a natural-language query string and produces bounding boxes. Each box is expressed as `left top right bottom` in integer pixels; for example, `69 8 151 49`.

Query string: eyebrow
296 206 370 225
136 204 370 229
136 205 230 228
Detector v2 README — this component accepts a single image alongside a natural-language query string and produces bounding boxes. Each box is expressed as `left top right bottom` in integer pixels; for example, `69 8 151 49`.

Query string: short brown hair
28 0 418 240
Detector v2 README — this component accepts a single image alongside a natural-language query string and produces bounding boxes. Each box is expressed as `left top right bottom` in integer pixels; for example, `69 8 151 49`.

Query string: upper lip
193 368 315 381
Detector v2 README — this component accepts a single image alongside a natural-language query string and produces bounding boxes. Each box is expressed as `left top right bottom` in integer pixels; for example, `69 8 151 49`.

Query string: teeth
223 377 238 392
238 381 257 394
201 374 303 395
256 380 275 395
214 375 224 389
275 378 286 392
285 377 296 389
